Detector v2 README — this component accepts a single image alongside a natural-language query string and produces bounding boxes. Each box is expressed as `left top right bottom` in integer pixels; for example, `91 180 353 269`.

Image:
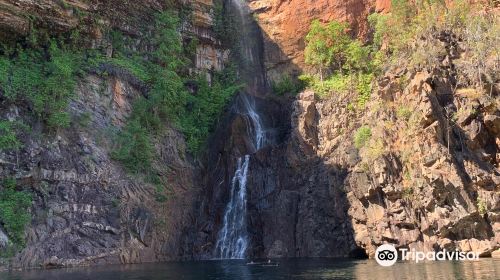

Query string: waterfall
241 95 265 151
214 0 269 259
215 95 267 259
215 155 250 259
228 0 268 95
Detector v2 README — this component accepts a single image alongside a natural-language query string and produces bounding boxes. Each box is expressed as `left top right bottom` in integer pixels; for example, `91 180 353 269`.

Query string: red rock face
375 0 391 12
248 0 387 80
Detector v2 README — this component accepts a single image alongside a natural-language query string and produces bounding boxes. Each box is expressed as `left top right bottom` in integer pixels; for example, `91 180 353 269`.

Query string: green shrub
110 10 240 180
305 20 351 79
0 179 32 248
300 73 348 98
0 121 21 151
213 0 239 47
0 41 81 129
303 19 375 100
477 198 487 215
356 73 373 107
354 126 372 149
272 75 303 96
180 70 241 154
365 138 384 161
397 106 412 121
111 119 154 174
367 0 494 83
0 9 238 195
106 54 152 83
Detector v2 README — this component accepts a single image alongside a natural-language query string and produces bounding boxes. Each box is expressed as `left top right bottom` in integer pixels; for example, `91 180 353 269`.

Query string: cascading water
228 0 268 95
214 0 270 259
214 155 250 259
242 95 266 151
215 96 267 259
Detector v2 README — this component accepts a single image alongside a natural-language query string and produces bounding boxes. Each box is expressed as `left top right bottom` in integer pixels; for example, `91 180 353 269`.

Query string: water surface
2 258 500 280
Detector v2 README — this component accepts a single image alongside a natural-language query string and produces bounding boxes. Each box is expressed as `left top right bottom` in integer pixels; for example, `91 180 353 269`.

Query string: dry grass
456 88 484 99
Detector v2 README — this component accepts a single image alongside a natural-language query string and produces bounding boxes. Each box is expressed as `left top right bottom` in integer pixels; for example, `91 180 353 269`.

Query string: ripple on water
1 258 500 280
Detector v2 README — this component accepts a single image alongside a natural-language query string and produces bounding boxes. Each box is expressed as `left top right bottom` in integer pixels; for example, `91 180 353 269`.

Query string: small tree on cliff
304 20 371 79
304 20 351 80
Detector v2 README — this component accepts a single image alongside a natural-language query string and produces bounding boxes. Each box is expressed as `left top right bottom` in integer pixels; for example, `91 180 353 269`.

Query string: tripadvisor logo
375 244 398 267
375 244 480 267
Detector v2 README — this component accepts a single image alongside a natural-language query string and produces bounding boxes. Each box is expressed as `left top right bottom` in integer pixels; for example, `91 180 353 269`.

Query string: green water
1 258 500 280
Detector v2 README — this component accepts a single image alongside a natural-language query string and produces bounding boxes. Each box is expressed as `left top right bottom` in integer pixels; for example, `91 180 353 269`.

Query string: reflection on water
1 258 499 280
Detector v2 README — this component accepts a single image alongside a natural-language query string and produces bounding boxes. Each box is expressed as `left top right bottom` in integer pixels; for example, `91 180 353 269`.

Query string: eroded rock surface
0 72 200 269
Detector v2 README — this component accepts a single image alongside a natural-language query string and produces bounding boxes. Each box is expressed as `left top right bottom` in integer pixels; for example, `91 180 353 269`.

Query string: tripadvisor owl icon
375 244 398 267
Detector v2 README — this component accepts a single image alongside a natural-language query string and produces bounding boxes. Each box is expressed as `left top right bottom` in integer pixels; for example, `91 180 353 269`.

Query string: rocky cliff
187 0 499 260
190 42 500 261
1 0 498 270
282 67 499 258
248 0 391 80
1 73 199 268
0 0 227 269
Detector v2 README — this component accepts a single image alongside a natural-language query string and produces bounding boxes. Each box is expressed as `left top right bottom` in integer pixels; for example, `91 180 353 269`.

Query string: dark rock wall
0 74 200 268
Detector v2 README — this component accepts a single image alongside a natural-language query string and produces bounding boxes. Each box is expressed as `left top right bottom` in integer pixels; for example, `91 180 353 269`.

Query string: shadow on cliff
182 0 365 260
245 144 364 259
185 87 366 259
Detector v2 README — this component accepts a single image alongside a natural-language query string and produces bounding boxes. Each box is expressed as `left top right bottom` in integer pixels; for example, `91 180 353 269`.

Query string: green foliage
271 75 303 96
110 10 239 179
455 11 499 89
367 0 497 86
106 55 152 83
355 73 373 107
345 41 372 73
111 119 154 174
0 179 32 248
0 8 238 197
305 20 373 76
300 73 348 99
153 11 185 70
304 20 351 79
180 69 242 154
43 42 82 127
397 106 412 121
477 198 487 215
354 126 372 149
303 20 375 102
109 11 184 178
213 0 238 47
300 72 372 106
369 138 384 158
367 13 389 48
0 121 21 151
0 40 81 129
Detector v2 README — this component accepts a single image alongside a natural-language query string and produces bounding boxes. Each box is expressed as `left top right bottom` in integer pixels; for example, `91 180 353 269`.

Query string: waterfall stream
214 155 250 259
215 95 267 259
214 0 269 259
